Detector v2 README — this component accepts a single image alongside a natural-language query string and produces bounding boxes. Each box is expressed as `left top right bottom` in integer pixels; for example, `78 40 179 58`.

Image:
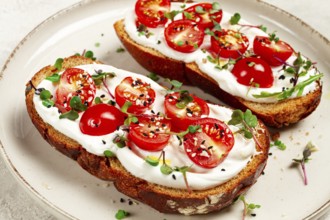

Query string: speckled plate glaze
0 0 329 219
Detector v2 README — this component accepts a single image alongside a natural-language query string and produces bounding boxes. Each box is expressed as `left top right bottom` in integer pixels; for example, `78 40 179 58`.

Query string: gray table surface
0 0 329 219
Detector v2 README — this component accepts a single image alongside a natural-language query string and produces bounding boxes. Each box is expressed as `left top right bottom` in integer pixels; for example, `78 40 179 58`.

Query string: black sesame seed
251 213 257 217
120 198 125 203
279 75 285 80
100 94 106 98
128 200 133 205
102 140 106 144
268 152 273 156
172 174 176 180
221 168 226 172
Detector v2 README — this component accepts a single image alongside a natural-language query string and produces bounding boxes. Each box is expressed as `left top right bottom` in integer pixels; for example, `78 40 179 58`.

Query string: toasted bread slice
25 56 270 215
114 19 322 128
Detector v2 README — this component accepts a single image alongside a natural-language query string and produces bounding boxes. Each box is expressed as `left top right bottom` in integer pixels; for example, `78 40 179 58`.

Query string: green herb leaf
188 125 201 134
166 79 183 90
54 58 64 71
269 32 279 43
183 11 193 19
116 47 125 53
113 135 127 148
121 101 132 114
104 150 116 158
94 97 103 104
165 10 181 20
70 96 87 112
92 70 116 85
259 25 267 33
115 209 129 220
195 6 206 14
84 50 96 60
46 73 60 82
160 163 173 175
147 72 160 82
244 109 258 128
40 89 52 100
42 99 54 108
145 156 160 166
230 13 241 25
271 140 286 150
59 110 79 121
228 109 244 125
212 2 221 11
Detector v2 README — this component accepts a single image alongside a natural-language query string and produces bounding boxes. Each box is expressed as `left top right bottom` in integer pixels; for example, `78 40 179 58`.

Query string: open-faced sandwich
25 55 270 215
114 0 323 128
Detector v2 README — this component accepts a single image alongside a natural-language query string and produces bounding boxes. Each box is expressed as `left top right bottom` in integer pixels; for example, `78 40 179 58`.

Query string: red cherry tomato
79 103 126 136
184 118 234 169
115 77 156 114
135 0 170 28
231 57 274 88
164 19 205 53
164 92 209 131
128 114 171 151
253 36 294 66
183 3 223 29
55 68 96 113
210 29 249 59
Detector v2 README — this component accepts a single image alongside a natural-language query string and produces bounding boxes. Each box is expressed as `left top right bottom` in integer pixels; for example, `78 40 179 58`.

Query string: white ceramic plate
0 0 329 219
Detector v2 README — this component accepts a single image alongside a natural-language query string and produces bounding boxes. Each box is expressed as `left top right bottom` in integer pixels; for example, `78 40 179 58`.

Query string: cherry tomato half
55 68 96 113
210 29 249 59
79 103 126 136
253 36 294 66
135 0 170 28
231 57 274 88
184 118 234 169
128 114 171 151
164 92 209 131
115 77 156 115
183 3 223 29
164 19 205 53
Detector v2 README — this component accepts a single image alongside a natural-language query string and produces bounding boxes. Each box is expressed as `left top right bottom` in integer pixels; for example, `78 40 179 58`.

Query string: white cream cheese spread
33 63 258 190
124 2 320 103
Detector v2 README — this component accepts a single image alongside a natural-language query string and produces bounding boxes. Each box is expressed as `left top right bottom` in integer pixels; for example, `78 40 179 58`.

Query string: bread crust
25 56 270 215
114 19 322 128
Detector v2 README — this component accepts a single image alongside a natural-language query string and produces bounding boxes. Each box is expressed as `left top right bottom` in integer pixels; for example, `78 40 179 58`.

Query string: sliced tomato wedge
184 118 234 169
79 103 126 136
183 3 223 29
128 114 171 151
115 77 156 114
135 0 170 28
55 68 96 113
231 57 274 88
164 19 205 53
210 29 249 59
253 36 294 66
164 92 209 131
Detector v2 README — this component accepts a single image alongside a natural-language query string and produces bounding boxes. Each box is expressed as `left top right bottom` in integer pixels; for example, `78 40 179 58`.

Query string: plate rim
0 0 329 219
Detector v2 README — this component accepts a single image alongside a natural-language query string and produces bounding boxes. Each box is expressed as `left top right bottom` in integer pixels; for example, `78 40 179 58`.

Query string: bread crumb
271 131 280 141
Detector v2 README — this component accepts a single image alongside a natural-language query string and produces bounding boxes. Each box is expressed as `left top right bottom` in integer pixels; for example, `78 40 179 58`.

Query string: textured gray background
0 0 329 219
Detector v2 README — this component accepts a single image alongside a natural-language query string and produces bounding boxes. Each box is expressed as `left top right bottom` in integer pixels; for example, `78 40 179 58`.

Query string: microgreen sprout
39 89 55 108
230 12 241 25
115 209 129 220
113 134 127 148
292 141 317 185
116 47 125 53
174 166 192 193
238 195 261 219
104 150 116 158
59 96 87 121
147 72 160 82
121 101 138 126
270 139 286 151
92 69 116 99
54 58 64 72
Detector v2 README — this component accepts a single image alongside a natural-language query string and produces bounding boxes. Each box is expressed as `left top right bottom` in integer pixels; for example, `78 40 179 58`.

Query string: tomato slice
128 114 171 151
183 3 223 29
55 68 96 113
184 118 234 169
164 92 209 131
210 29 249 59
231 57 274 88
135 0 170 28
79 103 126 136
253 36 294 66
115 77 156 114
164 19 205 53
